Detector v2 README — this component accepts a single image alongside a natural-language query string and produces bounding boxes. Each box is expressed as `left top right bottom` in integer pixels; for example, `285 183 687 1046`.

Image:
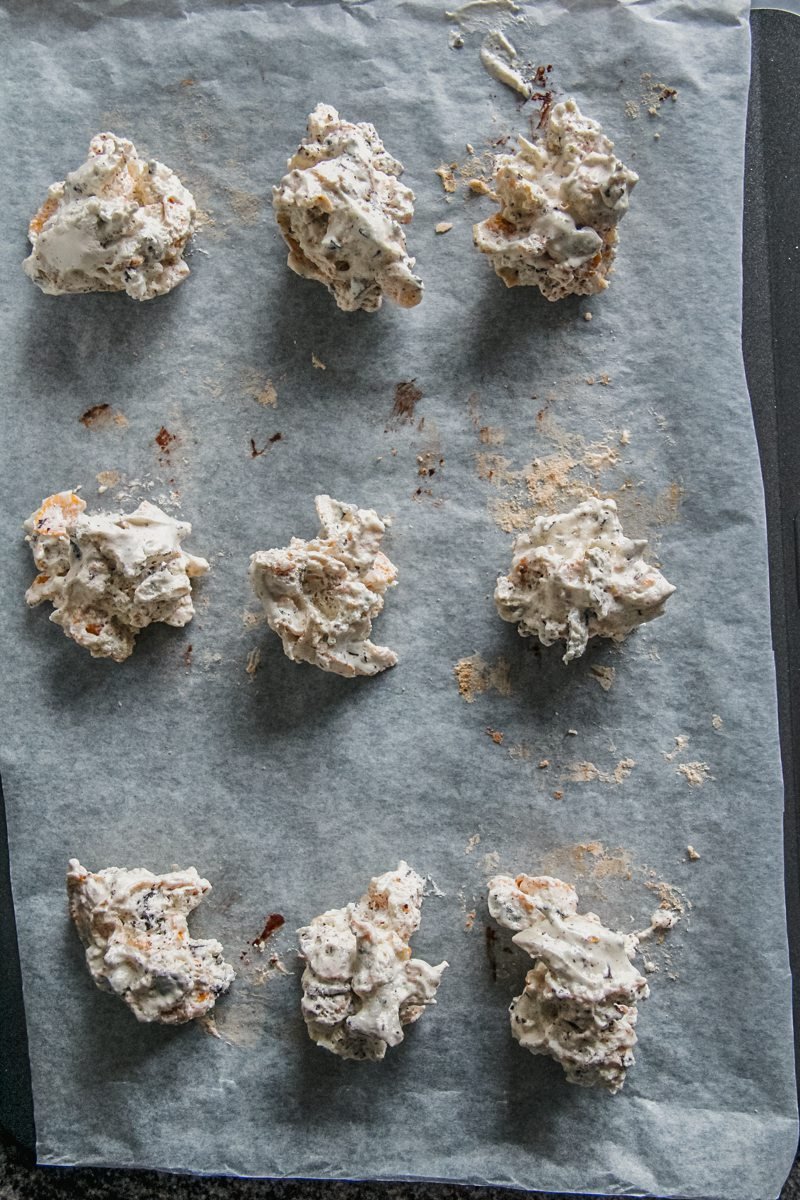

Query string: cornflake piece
298 862 447 1061
67 860 234 1024
249 495 398 677
473 99 638 300
24 491 209 662
273 104 423 312
494 497 674 663
23 133 196 300
488 873 649 1093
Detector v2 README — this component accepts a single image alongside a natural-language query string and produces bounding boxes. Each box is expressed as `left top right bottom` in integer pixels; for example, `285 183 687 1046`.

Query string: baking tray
1 3 798 1187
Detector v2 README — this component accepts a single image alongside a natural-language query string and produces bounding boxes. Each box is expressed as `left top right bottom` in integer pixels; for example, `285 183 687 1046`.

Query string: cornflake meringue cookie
67 860 234 1024
488 873 650 1093
298 862 447 1061
494 497 674 663
249 494 398 677
23 133 197 300
473 98 638 300
273 104 423 312
24 491 209 662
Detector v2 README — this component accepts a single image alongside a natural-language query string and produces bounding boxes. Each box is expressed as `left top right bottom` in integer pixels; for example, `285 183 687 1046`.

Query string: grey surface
1 1139 799 1200
0 0 797 1197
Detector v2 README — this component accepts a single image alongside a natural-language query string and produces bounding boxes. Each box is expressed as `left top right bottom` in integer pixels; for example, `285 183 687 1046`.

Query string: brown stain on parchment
80 404 128 430
155 426 180 466
389 380 423 427
590 665 616 691
241 369 278 408
454 654 512 702
540 842 634 884
96 470 121 489
471 405 683 543
228 188 262 225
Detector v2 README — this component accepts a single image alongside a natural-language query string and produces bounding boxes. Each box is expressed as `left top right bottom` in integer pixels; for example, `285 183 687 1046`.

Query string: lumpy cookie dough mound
494 497 674 663
488 873 648 1093
249 494 398 677
24 491 209 661
23 133 197 300
298 862 447 1061
273 104 423 312
473 99 638 300
67 860 235 1024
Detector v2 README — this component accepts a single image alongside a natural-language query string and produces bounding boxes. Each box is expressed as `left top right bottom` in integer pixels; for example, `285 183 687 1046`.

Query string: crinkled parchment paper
0 0 796 1195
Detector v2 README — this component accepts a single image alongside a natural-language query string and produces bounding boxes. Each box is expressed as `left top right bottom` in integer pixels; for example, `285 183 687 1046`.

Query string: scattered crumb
425 876 446 898
712 714 723 731
637 908 678 941
182 644 193 669
598 373 611 387
464 909 476 931
267 953 292 977
467 177 493 195
435 221 454 234
619 429 631 446
583 311 593 321
311 353 326 370
552 790 563 800
645 879 687 917
567 728 578 737
686 845 701 861
564 757 635 785
643 959 658 973
677 761 713 788
626 74 678 122
245 647 261 679
96 469 121 491
590 664 616 691
454 653 512 702
435 164 457 193
641 72 678 115
466 143 475 155
197 1013 222 1040
80 404 128 429
465 834 481 855
416 450 444 478
663 734 689 762
538 758 549 769
486 727 504 745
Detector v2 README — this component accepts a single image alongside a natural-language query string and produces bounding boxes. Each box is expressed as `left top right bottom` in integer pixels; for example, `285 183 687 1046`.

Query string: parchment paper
0 0 796 1195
